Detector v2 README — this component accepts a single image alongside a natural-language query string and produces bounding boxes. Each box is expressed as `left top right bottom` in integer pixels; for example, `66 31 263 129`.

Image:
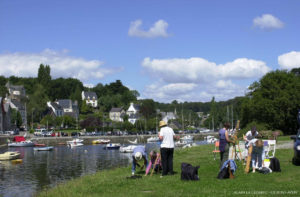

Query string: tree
37 64 51 87
139 99 156 119
241 70 300 134
0 76 8 97
11 108 22 128
27 84 49 123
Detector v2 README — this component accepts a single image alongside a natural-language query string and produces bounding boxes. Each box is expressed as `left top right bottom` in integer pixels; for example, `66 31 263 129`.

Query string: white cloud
128 19 170 38
142 57 270 83
278 51 300 69
0 49 121 83
141 57 271 102
253 14 284 30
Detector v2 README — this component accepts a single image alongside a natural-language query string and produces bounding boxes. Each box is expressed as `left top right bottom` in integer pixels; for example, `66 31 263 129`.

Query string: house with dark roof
82 91 98 108
49 99 79 119
6 82 26 101
47 102 63 117
5 82 27 129
109 107 125 122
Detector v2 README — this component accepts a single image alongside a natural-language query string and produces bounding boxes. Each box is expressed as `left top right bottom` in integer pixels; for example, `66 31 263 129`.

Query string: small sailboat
147 137 160 143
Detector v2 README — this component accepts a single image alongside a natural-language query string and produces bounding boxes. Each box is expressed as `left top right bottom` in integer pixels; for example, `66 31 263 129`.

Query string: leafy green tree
11 108 22 128
37 64 51 88
81 101 93 114
241 70 300 134
27 84 49 123
63 115 76 128
139 99 156 119
40 115 55 128
0 76 8 97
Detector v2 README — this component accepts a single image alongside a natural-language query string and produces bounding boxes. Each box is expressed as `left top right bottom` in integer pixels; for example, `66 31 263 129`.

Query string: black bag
181 163 199 181
258 167 271 174
217 167 229 179
269 157 281 172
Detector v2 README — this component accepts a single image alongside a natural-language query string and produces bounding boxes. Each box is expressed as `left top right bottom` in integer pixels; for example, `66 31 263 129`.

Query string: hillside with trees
1 63 300 135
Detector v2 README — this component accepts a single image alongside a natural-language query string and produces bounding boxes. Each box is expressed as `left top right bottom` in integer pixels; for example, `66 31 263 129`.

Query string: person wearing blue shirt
131 145 148 175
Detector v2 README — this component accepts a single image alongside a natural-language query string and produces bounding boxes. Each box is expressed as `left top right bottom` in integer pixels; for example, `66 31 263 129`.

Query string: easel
150 153 161 176
245 145 253 173
231 120 244 169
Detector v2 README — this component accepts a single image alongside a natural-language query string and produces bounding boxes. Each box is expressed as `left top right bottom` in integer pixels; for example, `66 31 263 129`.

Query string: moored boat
204 135 218 144
92 139 110 144
128 138 138 144
34 146 54 151
147 137 160 143
119 145 137 153
0 151 20 161
8 136 35 147
105 143 121 150
67 138 84 147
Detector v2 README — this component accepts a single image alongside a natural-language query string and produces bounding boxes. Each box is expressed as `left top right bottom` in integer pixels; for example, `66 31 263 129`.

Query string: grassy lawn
38 142 299 197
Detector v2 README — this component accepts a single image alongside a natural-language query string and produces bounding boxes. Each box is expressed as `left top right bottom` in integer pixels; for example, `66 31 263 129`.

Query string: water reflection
0 141 205 197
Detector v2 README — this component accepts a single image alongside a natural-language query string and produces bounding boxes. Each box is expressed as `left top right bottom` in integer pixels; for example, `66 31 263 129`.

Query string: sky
0 0 300 103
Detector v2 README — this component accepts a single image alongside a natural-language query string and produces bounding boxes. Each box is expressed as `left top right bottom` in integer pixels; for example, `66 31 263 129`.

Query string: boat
119 145 137 153
33 146 54 151
204 135 218 144
67 138 84 147
8 136 35 147
92 139 110 144
180 135 194 141
128 138 138 144
105 143 121 150
175 139 190 147
0 151 20 160
147 137 160 143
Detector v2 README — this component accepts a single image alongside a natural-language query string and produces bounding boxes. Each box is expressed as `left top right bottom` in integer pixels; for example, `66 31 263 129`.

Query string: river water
0 141 207 197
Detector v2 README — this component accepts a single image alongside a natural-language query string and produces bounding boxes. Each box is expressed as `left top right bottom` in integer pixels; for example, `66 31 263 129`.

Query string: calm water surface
0 141 207 197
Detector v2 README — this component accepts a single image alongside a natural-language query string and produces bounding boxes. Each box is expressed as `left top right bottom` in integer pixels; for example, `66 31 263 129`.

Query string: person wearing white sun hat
158 120 179 177
131 145 148 175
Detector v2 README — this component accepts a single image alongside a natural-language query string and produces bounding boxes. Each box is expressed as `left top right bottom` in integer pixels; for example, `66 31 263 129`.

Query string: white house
82 91 98 108
162 112 177 123
126 102 140 124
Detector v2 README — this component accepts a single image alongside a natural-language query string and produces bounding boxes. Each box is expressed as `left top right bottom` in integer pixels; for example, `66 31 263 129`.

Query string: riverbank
0 133 217 146
38 139 299 197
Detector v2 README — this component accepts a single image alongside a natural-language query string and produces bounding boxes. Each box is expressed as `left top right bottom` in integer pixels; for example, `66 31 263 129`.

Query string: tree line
0 64 299 135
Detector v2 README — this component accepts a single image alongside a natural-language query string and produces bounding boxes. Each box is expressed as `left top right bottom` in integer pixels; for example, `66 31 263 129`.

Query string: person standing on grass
219 122 235 169
159 120 179 177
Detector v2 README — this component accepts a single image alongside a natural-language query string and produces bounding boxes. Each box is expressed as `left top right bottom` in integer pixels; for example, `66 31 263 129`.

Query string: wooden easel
245 145 253 173
231 120 243 162
150 153 161 176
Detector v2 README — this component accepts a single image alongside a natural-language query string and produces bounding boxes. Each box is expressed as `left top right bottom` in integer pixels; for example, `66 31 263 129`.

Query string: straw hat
134 152 142 161
159 120 167 127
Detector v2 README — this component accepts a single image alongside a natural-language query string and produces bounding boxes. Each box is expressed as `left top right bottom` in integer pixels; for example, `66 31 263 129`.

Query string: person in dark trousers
158 120 179 177
219 122 235 169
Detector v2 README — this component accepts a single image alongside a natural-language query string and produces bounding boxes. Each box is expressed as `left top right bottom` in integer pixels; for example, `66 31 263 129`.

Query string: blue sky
1 0 300 103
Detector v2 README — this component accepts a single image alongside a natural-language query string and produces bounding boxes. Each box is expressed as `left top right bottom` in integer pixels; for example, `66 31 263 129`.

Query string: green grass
38 144 299 197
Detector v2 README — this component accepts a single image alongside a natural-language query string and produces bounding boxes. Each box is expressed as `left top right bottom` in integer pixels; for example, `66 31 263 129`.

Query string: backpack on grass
181 163 199 181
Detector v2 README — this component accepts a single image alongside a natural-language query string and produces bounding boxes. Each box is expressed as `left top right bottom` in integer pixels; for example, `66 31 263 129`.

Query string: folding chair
212 141 220 160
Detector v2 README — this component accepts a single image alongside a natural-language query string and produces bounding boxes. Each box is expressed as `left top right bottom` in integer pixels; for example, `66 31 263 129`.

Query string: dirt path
277 141 294 149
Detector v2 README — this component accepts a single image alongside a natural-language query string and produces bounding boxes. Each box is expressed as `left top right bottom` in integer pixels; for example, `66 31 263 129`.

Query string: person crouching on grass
132 145 148 175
